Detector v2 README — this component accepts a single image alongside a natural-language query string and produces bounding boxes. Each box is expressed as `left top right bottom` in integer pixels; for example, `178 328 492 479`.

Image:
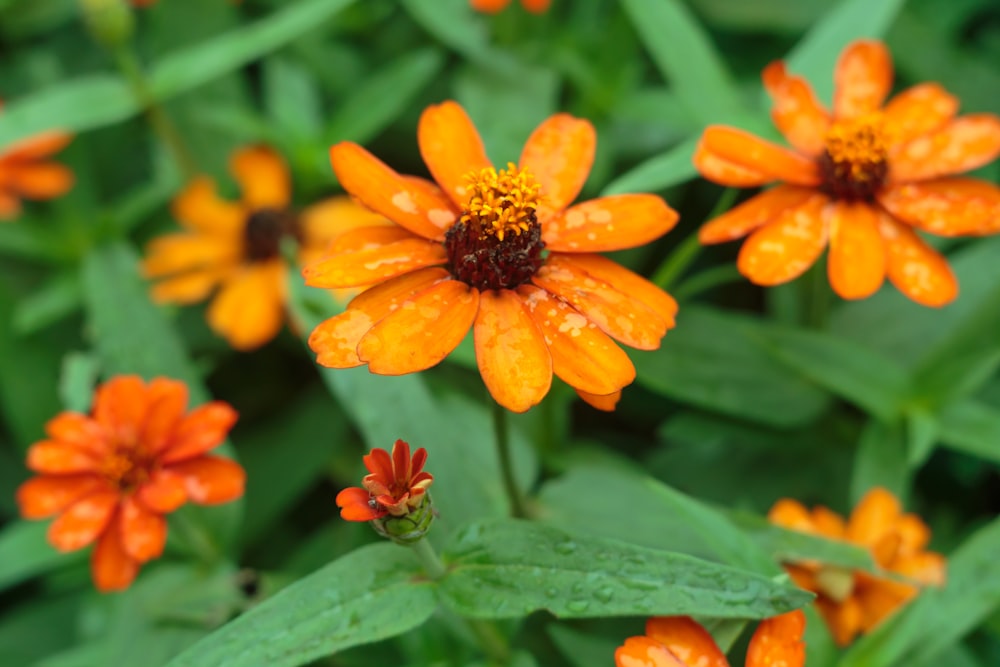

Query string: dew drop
566 599 590 614
594 586 615 603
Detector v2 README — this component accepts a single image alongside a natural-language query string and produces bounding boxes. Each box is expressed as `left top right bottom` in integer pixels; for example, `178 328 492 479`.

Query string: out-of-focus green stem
493 400 528 519
651 188 738 291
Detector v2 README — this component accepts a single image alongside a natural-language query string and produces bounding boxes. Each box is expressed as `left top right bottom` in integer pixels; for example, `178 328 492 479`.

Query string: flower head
306 101 679 412
471 0 550 14
143 146 391 350
768 487 945 646
0 102 73 221
615 611 806 667
695 39 1000 307
16 375 245 592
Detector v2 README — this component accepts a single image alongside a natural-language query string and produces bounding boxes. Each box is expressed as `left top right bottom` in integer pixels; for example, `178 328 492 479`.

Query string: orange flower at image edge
616 611 806 667
769 488 945 646
471 0 550 13
0 101 74 220
695 39 1000 307
305 101 679 413
143 146 391 350
336 439 433 521
16 376 245 592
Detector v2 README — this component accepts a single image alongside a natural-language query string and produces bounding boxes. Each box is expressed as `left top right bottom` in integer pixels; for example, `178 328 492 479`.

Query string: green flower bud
79 0 134 50
371 493 435 545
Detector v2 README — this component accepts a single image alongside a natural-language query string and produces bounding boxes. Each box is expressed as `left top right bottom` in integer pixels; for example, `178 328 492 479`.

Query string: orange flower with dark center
336 439 433 521
768 488 945 646
143 146 391 350
471 0 550 13
615 610 806 667
695 39 1000 307
16 375 245 592
0 101 74 220
305 101 679 413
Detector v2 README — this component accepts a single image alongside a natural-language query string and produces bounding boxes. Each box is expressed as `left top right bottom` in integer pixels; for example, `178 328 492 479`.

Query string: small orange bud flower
0 101 74 221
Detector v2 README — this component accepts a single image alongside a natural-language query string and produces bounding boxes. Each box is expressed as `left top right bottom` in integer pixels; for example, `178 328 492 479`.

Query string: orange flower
143 146 391 350
0 102 73 221
337 439 433 521
768 488 945 646
695 39 1000 307
471 0 550 13
615 611 806 667
306 101 679 413
15 375 244 592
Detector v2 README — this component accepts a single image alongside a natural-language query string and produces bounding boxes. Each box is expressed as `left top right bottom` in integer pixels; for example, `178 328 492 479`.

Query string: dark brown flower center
818 115 889 201
244 208 301 262
444 164 545 291
102 449 154 494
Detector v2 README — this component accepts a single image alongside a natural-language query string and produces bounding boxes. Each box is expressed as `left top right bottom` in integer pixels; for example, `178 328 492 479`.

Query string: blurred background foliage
1 0 999 665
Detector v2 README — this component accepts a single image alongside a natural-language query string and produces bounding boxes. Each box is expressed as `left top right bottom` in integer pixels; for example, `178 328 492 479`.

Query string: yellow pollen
460 163 541 242
823 114 888 182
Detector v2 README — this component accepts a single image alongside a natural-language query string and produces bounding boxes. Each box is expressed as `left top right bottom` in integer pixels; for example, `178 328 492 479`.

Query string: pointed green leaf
937 399 1000 464
601 137 699 196
850 419 909 503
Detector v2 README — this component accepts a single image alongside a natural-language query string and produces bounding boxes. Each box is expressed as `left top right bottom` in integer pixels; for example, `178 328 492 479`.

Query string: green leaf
937 399 1000 464
729 511 875 572
11 272 82 334
0 593 80 666
58 352 100 413
0 521 84 592
601 137 699 196
850 419 909 504
440 519 811 619
264 57 323 139
166 544 437 667
400 0 517 73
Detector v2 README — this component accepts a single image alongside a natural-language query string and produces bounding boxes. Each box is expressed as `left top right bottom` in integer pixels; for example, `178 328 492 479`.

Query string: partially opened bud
79 0 134 50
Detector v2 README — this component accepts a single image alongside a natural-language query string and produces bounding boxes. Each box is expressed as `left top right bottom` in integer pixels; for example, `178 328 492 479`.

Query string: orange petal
336 486 384 521
847 487 900 547
812 506 848 539
0 190 21 220
519 113 596 217
26 441 101 474
91 515 139 593
893 551 946 587
308 267 451 368
746 610 807 667
139 378 189 453
693 141 773 187
827 201 885 299
169 455 246 505
575 389 622 411
44 413 107 456
160 401 238 463
615 636 686 667
47 490 119 552
229 145 290 210
418 101 492 209
302 234 446 289
473 289 552 413
150 266 231 304
519 285 635 395
737 195 830 286
699 185 817 244
206 261 286 350
767 498 816 533
700 126 821 187
4 162 74 199
171 176 247 235
855 576 915 632
763 60 831 156
878 214 958 307
3 130 72 161
890 114 1000 182
119 496 167 563
142 233 241 279
817 595 863 647
93 375 148 446
298 196 394 250
883 83 958 147
136 469 188 513
330 142 457 241
878 178 1000 236
17 475 104 519
542 194 678 252
645 617 728 667
894 514 930 553
833 40 893 120
521 0 551 12
357 279 479 374
553 254 677 326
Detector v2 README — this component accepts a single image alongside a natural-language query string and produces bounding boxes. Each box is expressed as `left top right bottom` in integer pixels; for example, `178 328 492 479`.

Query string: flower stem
493 400 528 519
410 536 447 581
651 188 738 291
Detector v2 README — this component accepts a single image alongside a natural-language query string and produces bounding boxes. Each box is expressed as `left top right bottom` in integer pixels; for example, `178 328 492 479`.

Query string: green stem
803 260 831 330
410 537 447 581
673 265 743 301
650 188 739 291
493 400 528 519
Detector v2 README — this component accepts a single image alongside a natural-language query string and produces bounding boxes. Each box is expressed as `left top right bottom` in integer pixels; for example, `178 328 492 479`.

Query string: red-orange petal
16 475 105 519
330 142 456 241
418 101 493 209
391 439 412 482
137 469 188 513
26 440 101 474
768 498 818 534
169 455 246 505
615 636 687 667
207 261 286 350
693 142 773 187
364 447 395 483
4 162 74 199
542 194 678 252
521 0 551 13
44 413 108 456
229 145 290 210
555 254 677 326
302 235 446 289
473 289 552 413
893 551 946 587
575 389 622 411
119 496 167 563
645 616 729 667
47 490 119 552
160 401 238 463
336 487 385 521
0 191 21 220
878 178 1000 236
828 201 886 300
847 487 900 547
3 130 72 160
889 114 1000 183
139 378 189 453
737 195 830 286
93 375 148 447
763 60 831 156
171 176 246 236
833 40 893 120
746 610 807 667
91 515 139 593
878 214 958 307
699 185 817 244
700 126 821 187
519 113 596 218
883 83 959 147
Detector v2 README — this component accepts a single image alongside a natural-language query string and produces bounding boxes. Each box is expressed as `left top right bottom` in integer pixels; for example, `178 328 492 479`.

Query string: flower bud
371 493 435 545
79 0 134 50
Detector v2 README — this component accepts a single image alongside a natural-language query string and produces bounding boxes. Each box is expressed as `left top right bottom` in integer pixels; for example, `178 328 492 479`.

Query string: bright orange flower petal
171 176 246 235
229 145 290 210
763 60 831 156
418 101 493 208
143 234 241 279
47 490 119 551
878 178 1000 236
93 375 148 446
893 551 946 586
302 234 446 289
4 162 74 198
336 486 384 521
298 196 394 249
207 261 286 350
817 595 863 647
3 130 72 161
645 617 729 667
521 0 550 12
330 142 456 241
473 289 552 413
150 267 232 304
169 455 246 505
890 114 1000 182
542 194 678 252
120 496 167 563
17 475 104 519
699 186 817 244
615 636 687 667
555 254 677 326
519 113 596 217
693 142 774 187
139 378 189 453
26 441 101 474
700 126 821 187
878 215 958 307
883 83 958 147
846 487 900 547
136 469 188 513
0 191 21 219
833 40 893 120
736 195 830 286
812 505 848 539
746 610 807 667
828 201 885 299
855 575 915 632
470 0 510 13
91 516 139 593
357 279 479 374
391 439 413 482
575 389 622 411
894 514 931 552
160 401 238 463
768 498 816 533
44 413 107 456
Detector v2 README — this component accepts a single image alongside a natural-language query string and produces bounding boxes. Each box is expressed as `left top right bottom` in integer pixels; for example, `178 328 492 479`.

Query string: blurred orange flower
306 101 679 413
768 488 945 646
143 146 390 350
336 439 433 522
16 375 244 592
471 0 550 13
695 39 1000 307
615 610 806 667
0 102 74 221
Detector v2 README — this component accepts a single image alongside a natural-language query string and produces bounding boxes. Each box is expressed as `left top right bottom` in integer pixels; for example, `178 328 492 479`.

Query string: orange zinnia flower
306 101 679 413
144 146 391 350
615 610 806 667
16 375 245 592
695 39 1000 307
0 102 73 221
768 488 945 646
470 0 550 13
336 439 433 522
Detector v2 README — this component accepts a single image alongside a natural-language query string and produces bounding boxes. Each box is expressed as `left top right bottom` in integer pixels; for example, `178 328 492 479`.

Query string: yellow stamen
816 565 856 603
823 114 888 183
460 163 541 242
